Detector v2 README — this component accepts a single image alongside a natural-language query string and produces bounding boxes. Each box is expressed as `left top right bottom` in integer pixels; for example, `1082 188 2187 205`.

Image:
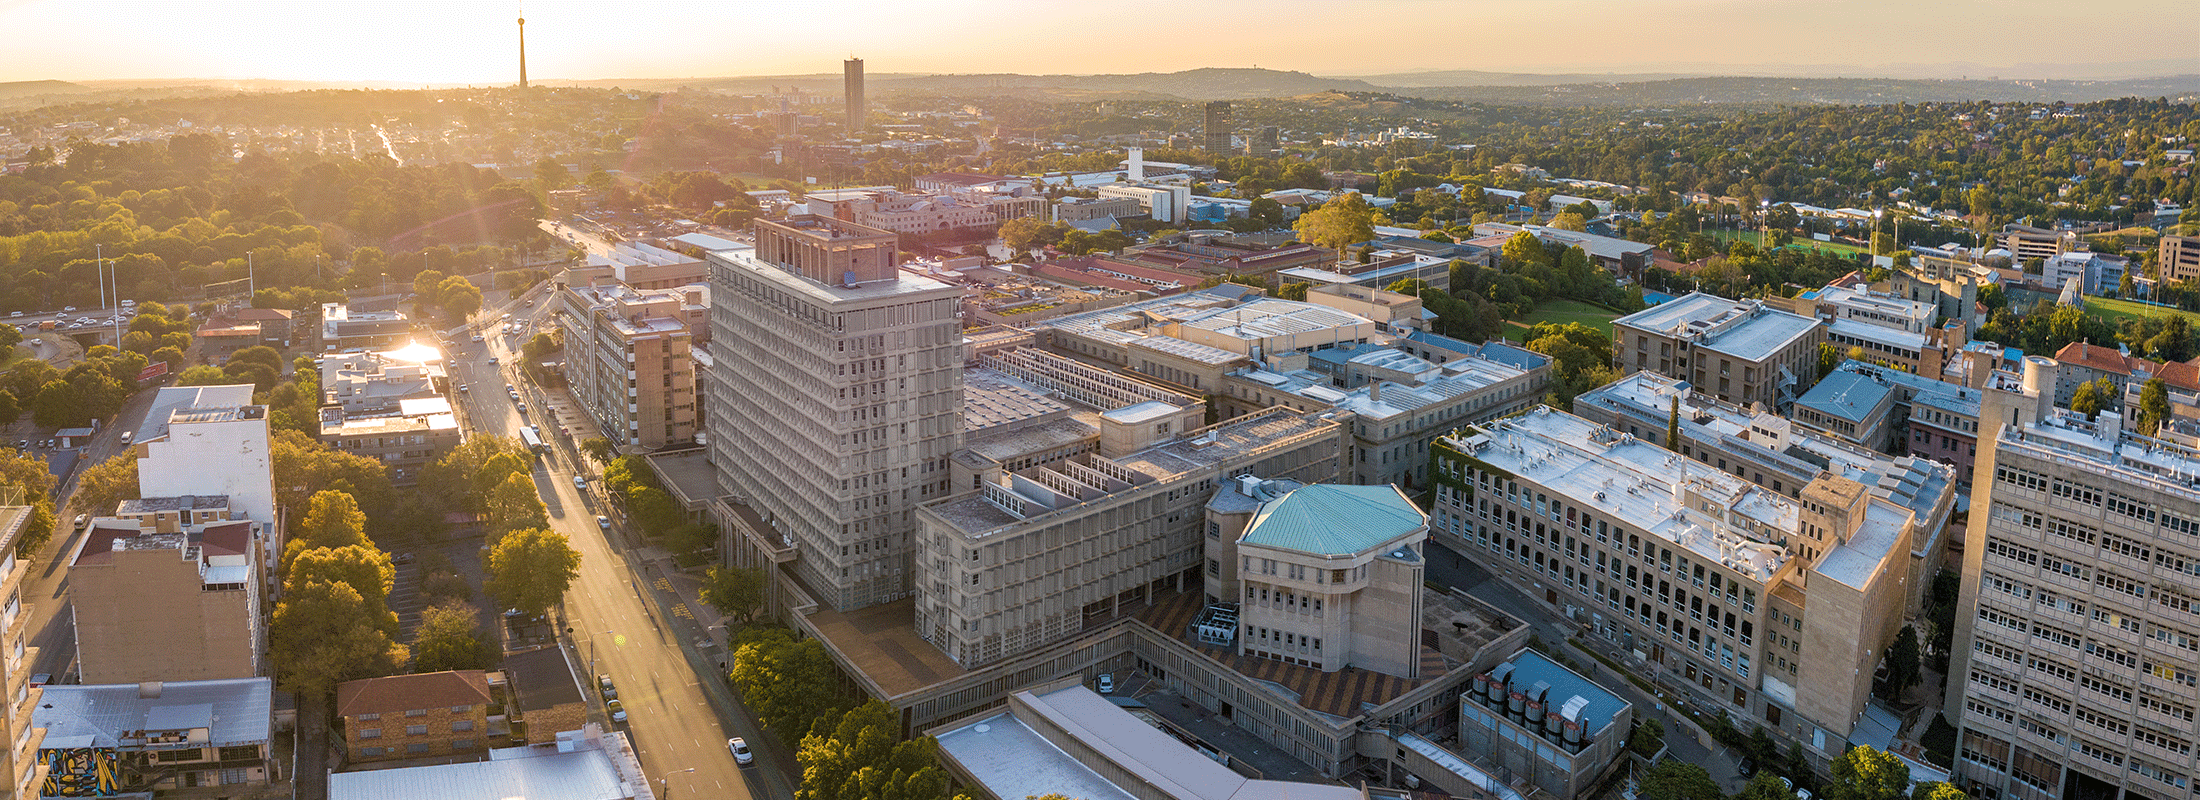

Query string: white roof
329 745 627 800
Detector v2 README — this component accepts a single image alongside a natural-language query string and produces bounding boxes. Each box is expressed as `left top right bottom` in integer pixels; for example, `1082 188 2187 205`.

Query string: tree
0 449 58 556
1910 782 1964 800
731 628 851 736
1639 759 1723 800
1825 745 1910 800
73 453 141 516
580 436 615 463
269 579 406 699
2140 377 2172 436
2070 378 2105 419
1548 211 1587 232
176 365 228 386
702 565 767 625
485 471 549 540
1734 772 1800 800
31 379 84 428
0 389 17 426
411 602 498 673
437 275 483 320
1293 192 1380 262
486 527 581 616
287 545 398 628
1667 396 1681 450
1630 717 1666 757
1817 342 1843 379
1877 625 1921 701
997 217 1053 259
288 490 371 566
271 430 396 528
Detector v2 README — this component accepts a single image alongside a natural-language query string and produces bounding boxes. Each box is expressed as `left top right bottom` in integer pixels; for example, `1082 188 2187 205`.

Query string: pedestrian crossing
672 603 692 620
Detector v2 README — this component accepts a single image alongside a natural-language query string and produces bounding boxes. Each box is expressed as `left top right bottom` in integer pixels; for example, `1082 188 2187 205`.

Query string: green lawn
1505 299 1624 341
1705 228 1867 256
2083 296 2200 327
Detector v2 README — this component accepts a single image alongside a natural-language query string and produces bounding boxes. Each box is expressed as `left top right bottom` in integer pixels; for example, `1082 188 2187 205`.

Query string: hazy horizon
8 0 2198 87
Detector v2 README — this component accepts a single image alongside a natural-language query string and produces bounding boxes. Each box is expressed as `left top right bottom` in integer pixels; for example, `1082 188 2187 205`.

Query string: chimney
139 681 164 699
1370 381 1382 403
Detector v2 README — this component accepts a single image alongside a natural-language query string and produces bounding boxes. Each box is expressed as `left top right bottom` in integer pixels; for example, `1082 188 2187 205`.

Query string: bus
519 425 548 456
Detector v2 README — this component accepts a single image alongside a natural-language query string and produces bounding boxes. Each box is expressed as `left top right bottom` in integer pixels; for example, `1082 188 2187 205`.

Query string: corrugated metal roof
1239 484 1424 555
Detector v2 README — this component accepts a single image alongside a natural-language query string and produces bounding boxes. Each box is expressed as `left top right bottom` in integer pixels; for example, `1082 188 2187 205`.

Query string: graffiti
41 747 120 797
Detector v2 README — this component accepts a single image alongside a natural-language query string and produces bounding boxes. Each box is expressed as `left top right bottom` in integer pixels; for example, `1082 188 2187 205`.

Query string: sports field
1705 228 1868 256
1505 299 1624 341
2084 296 2200 327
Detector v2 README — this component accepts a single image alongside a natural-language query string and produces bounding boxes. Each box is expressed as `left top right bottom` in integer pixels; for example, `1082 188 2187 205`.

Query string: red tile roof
337 670 493 718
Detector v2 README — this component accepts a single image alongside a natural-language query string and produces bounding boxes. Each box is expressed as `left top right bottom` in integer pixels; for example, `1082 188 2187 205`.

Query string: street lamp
658 767 698 800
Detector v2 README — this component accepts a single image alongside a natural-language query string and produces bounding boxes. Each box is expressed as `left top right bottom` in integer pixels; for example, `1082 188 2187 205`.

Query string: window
406 725 428 736
452 720 475 732
449 705 472 714
454 739 477 750
407 743 433 754
405 709 428 717
358 728 382 739
357 713 380 721
360 747 386 757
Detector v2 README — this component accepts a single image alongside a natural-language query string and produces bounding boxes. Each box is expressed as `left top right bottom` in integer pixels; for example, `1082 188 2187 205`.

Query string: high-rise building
0 506 50 799
71 509 268 685
1247 125 1280 157
2163 234 2200 284
1946 358 2200 798
516 14 527 89
705 216 963 610
1204 101 1232 153
844 58 865 132
556 281 705 450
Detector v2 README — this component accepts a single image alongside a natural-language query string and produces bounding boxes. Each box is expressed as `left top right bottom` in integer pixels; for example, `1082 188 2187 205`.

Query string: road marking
654 578 673 592
672 603 693 619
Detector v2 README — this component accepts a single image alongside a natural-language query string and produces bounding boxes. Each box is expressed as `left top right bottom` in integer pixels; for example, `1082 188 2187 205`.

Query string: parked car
597 515 612 531
729 737 754 766
606 699 627 723
516 402 527 414
573 475 587 490
1096 673 1114 694
458 384 469 393
598 674 617 699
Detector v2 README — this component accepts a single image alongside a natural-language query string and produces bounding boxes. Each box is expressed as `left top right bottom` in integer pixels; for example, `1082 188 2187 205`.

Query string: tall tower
1204 101 1233 153
844 58 865 132
517 14 528 88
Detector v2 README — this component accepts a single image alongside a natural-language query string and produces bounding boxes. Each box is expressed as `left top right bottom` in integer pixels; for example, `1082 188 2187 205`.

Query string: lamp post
658 767 697 800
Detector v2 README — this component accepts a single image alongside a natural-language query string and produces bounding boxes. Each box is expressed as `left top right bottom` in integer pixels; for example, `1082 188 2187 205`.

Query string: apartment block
1611 292 1824 409
914 407 1351 667
2002 224 2078 264
318 399 462 486
557 281 705 449
706 216 964 611
34 678 273 795
2161 234 2200 284
134 389 277 526
337 670 495 762
70 515 267 685
0 507 48 799
1429 408 1919 760
1947 363 2200 798
1796 360 1987 483
319 302 416 351
319 348 445 415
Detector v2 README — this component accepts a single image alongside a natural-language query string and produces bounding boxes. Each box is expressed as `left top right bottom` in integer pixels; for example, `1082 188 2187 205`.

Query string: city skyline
6 0 2198 86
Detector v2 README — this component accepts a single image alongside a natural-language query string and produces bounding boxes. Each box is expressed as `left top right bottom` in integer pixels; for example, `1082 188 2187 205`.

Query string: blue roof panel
1239 484 1424 555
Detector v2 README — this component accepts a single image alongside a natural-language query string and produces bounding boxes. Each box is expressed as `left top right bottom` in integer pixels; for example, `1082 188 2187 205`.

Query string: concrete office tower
0 507 50 798
706 216 962 610
1945 360 2200 798
844 58 865 132
1204 101 1232 153
517 15 527 88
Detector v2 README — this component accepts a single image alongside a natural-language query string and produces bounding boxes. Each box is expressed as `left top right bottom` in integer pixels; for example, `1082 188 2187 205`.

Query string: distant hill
1393 75 2200 105
1341 69 1701 88
0 80 91 100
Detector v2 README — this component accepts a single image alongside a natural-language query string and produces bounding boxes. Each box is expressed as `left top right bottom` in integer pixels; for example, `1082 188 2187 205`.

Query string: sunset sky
6 0 2195 85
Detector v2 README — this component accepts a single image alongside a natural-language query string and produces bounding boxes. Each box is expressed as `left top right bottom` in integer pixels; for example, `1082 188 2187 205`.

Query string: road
454 312 781 800
540 219 619 259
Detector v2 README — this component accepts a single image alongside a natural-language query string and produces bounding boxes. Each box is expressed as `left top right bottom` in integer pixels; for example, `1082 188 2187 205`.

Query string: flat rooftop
710 245 957 305
805 598 969 698
34 677 272 748
1449 408 1793 583
964 367 1072 432
1613 292 1818 362
1816 499 1910 589
1795 370 1893 424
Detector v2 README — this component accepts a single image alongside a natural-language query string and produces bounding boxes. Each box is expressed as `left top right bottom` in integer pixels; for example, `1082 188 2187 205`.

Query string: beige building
557 281 705 449
706 216 965 611
2002 224 2078 263
2162 234 2200 284
337 670 495 762
1611 292 1825 408
914 407 1352 667
1946 365 2200 798
1219 338 1550 489
1033 290 1379 394
69 514 267 685
318 398 462 486
1429 407 1918 763
1207 481 1427 676
0 507 48 799
1053 196 1144 224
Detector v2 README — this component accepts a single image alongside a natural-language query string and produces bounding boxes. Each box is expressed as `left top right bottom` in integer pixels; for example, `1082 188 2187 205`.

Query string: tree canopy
486 527 581 616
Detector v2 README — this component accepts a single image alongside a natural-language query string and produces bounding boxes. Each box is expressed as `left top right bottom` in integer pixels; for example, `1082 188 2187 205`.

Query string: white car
729 737 754 766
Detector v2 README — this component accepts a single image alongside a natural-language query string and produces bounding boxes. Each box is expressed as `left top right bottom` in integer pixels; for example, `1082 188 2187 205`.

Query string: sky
5 0 2196 85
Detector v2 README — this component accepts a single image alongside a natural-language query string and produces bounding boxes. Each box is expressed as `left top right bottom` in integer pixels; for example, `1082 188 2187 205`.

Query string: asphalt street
458 301 788 800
